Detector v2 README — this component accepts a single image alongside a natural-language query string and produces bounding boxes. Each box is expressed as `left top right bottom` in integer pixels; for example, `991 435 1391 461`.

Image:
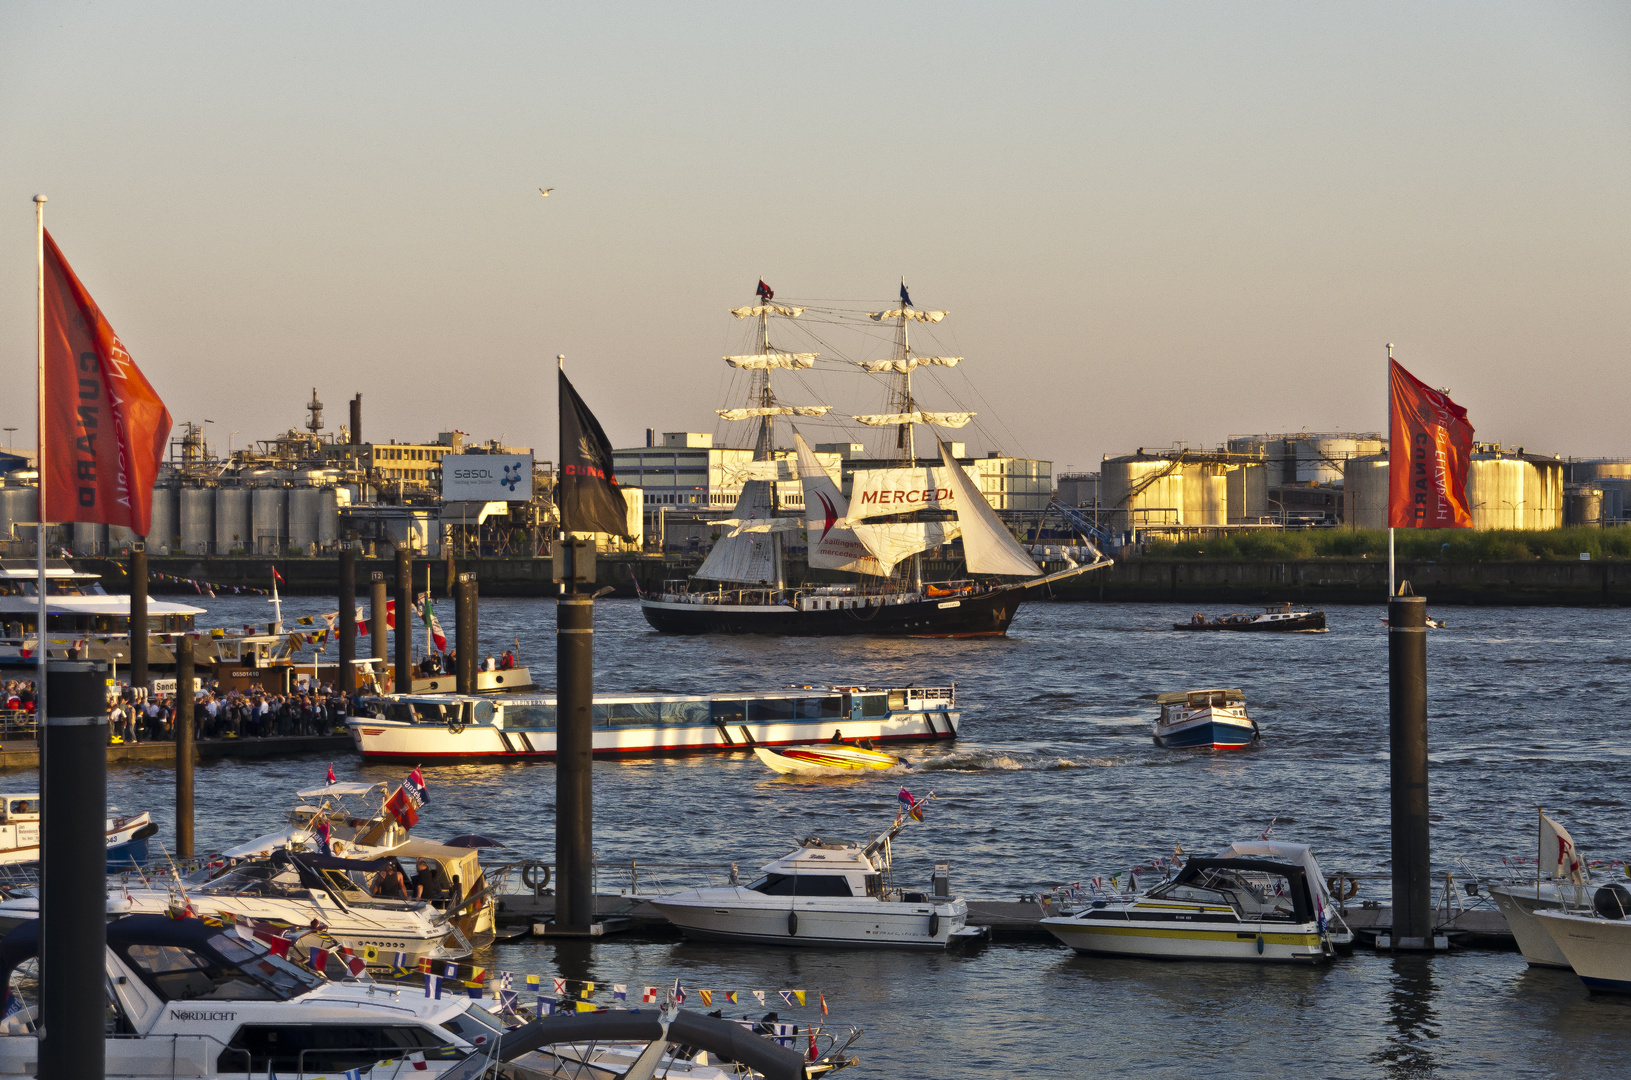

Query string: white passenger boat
0 562 205 665
0 793 156 871
648 798 978 949
1152 689 1260 750
349 684 959 761
1041 842 1348 963
1536 885 1631 993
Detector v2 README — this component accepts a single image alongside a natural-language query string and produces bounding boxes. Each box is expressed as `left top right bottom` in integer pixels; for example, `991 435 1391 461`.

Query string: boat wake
915 750 1111 772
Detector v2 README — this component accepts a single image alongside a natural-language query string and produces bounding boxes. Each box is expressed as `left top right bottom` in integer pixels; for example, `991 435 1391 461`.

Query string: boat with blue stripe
1153 689 1260 750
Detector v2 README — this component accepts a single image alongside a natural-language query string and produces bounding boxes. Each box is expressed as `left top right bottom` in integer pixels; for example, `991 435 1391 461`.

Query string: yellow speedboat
753 744 900 774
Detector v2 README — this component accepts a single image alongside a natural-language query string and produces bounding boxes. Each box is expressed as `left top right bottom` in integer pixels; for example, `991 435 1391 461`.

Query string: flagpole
33 195 47 721
1387 343 1395 602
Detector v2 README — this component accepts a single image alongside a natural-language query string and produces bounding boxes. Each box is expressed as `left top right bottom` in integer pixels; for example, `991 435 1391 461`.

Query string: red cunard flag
40 230 172 536
1388 359 1474 529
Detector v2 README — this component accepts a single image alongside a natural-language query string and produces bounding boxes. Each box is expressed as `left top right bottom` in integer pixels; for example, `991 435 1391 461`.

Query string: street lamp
1267 497 1286 529
2 428 15 451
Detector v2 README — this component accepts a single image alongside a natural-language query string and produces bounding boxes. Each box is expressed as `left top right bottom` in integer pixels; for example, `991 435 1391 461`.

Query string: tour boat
0 914 514 1078
0 792 156 871
753 743 901 774
1040 842 1347 962
1172 604 1327 632
0 562 204 666
348 684 959 761
1152 689 1260 750
638 288 1109 637
648 800 980 949
1536 887 1631 993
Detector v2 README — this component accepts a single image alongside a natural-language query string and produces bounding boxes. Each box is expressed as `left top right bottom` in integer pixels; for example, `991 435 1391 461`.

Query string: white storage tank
71 521 107 555
216 488 251 554
1343 455 1390 530
107 525 138 551
1465 455 1563 530
1227 463 1269 524
1285 435 1360 486
0 489 34 541
288 487 322 551
1100 457 1187 528
1182 465 1228 526
149 487 179 551
318 488 340 547
1566 487 1604 527
251 487 287 555
179 488 214 555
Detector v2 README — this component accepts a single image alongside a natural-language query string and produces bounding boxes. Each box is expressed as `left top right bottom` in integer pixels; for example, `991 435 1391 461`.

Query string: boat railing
0 709 36 742
295 1042 460 1078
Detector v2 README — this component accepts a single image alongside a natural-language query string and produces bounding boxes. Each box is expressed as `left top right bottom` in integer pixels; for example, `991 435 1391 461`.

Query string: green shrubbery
1142 526 1631 561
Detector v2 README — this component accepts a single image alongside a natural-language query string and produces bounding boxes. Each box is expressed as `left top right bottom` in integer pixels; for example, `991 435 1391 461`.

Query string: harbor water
111 598 1631 1077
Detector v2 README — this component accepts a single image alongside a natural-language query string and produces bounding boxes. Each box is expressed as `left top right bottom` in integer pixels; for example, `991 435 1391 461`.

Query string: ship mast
754 306 784 589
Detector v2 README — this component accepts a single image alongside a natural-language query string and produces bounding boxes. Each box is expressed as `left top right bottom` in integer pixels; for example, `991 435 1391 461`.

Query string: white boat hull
1489 883 1592 968
1041 916 1329 963
1536 909 1631 992
649 888 967 950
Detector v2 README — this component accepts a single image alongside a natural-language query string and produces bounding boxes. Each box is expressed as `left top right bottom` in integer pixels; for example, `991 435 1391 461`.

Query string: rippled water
105 596 1631 1077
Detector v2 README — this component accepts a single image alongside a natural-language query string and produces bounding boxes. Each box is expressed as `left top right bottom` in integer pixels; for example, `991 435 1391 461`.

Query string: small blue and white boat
0 794 156 871
1153 689 1260 750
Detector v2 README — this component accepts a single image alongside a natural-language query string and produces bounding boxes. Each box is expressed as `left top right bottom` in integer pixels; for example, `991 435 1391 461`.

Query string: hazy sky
3 2 1627 475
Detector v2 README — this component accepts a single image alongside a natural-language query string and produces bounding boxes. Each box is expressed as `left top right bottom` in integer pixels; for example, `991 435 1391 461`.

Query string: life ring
928 912 941 937
521 862 551 895
787 911 799 936
1327 874 1359 901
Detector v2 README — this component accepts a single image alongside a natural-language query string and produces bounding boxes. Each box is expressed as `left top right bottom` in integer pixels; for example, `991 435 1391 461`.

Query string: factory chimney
349 394 362 445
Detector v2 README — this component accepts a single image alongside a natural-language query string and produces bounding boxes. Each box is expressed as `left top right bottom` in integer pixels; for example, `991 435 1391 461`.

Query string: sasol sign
440 454 534 502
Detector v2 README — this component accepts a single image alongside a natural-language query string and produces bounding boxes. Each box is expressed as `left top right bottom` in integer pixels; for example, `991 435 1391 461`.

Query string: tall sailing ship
639 283 1110 636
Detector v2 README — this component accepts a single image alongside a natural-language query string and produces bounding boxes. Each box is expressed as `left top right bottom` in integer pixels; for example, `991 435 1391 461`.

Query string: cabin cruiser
1489 810 1597 968
649 800 979 949
1152 689 1260 750
1535 885 1631 993
221 781 408 859
1173 603 1326 633
1041 841 1349 962
350 684 959 761
0 793 155 870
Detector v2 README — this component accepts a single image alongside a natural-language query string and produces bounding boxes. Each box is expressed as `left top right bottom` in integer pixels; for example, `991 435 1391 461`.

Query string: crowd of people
105 683 362 746
414 649 521 677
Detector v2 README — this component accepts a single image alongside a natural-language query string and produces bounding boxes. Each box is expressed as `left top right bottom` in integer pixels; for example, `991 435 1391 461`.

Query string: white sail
724 353 818 370
856 357 961 373
718 459 798 484
939 439 1040 577
868 308 947 323
850 520 961 576
721 518 804 536
794 433 890 578
695 480 780 584
852 410 975 428
730 304 804 319
717 405 832 420
844 466 961 522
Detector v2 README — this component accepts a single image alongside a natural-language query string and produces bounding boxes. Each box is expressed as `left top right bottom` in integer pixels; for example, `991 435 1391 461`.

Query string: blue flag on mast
899 279 912 307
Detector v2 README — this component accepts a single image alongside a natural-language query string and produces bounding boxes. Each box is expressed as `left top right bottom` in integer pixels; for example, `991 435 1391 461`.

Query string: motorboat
0 913 510 1078
1489 810 1596 967
1152 689 1260 750
1173 603 1326 632
0 792 156 871
0 849 471 967
1536 885 1631 993
220 781 409 859
349 684 960 761
1041 841 1350 962
648 798 980 949
753 743 900 774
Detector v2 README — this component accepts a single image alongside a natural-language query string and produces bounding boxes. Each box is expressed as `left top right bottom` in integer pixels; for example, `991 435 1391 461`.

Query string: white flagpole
1387 343 1395 602
33 195 47 721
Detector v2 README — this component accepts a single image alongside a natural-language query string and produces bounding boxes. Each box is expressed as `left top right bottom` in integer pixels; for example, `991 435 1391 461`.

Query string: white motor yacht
1536 884 1631 993
1488 809 1595 968
1041 841 1349 962
649 801 977 949
220 781 408 860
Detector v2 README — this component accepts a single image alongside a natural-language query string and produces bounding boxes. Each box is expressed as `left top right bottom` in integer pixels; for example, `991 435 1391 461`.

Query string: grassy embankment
1143 526 1631 561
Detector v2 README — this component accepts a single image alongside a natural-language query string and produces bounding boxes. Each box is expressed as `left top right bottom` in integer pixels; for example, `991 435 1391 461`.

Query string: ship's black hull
1172 612 1327 632
640 587 1027 637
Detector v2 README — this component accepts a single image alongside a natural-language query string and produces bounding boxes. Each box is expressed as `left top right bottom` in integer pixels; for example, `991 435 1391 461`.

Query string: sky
2 1 1627 476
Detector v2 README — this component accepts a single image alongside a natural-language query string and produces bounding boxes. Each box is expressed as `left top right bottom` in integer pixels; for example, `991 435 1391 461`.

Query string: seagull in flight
539 187 554 197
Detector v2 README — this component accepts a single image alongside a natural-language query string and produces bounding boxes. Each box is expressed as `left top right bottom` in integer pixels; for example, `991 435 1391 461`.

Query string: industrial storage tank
251 487 287 555
1566 487 1604 527
1283 435 1360 486
1343 455 1390 530
149 487 179 552
179 488 214 555
288 487 322 551
1465 454 1563 530
1226 436 1270 460
318 488 340 547
215 488 251 554
71 521 107 555
1227 463 1269 524
107 526 138 551
1182 465 1228 526
1570 459 1631 482
0 489 34 543
1100 457 1187 528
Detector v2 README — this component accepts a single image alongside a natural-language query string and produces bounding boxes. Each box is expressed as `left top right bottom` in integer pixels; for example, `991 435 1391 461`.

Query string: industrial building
1343 446 1565 530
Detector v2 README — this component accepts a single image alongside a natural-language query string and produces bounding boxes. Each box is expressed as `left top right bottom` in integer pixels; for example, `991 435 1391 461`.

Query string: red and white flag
39 230 172 535
1541 813 1584 884
1388 359 1474 529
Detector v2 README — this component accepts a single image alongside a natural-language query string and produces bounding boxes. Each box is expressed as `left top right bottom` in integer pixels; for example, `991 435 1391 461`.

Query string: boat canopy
1156 688 1245 705
1162 857 1315 924
1213 840 1336 913
296 782 386 799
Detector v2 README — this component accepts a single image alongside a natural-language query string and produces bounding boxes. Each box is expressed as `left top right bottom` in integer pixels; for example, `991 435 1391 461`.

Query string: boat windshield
749 873 854 897
1149 867 1300 922
442 1003 508 1047
120 933 323 1002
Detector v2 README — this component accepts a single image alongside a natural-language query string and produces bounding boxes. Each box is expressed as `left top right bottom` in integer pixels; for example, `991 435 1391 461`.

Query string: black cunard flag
558 368 632 537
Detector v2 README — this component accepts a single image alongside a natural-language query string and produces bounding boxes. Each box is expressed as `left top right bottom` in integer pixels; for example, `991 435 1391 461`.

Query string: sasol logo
502 462 524 491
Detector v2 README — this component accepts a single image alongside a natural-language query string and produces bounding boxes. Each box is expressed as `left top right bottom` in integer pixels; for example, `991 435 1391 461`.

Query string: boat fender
1256 934 1265 955
1327 874 1359 902
928 912 940 937
787 910 798 936
521 862 552 896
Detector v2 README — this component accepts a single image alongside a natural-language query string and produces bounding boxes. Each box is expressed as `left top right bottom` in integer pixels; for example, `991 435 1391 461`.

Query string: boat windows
411 703 450 723
711 699 748 724
1149 867 1301 922
442 1003 508 1045
799 697 844 720
661 700 711 724
749 699 798 723
219 1023 456 1073
860 695 887 718
507 704 556 729
749 873 854 897
120 935 321 1002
